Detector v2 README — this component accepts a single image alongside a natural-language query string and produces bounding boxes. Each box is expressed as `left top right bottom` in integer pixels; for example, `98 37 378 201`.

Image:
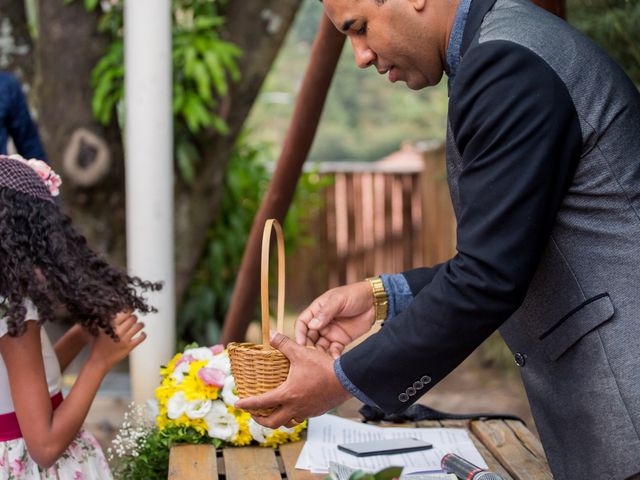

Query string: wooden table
168 417 552 479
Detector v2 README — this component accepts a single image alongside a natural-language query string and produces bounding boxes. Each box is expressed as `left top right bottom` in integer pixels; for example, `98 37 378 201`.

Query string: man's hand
294 281 375 358
235 332 351 428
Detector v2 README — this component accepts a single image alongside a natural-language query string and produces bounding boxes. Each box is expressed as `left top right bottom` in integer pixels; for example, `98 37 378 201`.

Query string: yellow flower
161 353 183 377
151 346 307 447
180 360 220 401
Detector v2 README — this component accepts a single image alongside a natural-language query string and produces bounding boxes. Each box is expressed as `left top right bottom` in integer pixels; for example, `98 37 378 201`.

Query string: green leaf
84 0 99 11
349 472 372 480
374 467 404 480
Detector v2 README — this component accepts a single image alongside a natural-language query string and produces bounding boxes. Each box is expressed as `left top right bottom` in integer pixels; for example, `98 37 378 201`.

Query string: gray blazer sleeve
338 40 583 413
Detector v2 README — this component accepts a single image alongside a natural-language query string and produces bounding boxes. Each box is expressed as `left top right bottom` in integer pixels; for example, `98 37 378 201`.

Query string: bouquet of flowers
109 344 306 479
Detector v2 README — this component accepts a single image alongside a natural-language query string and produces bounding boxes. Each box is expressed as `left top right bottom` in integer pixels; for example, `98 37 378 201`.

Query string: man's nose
350 38 375 69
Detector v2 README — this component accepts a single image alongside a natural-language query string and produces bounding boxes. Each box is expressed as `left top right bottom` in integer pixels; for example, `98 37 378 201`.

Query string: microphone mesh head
474 473 505 480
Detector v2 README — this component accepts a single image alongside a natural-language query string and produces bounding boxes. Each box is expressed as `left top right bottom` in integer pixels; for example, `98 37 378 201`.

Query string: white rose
167 391 188 419
206 352 231 375
186 399 212 419
249 418 273 443
221 376 239 406
278 425 295 434
171 361 190 385
204 401 239 441
183 346 214 362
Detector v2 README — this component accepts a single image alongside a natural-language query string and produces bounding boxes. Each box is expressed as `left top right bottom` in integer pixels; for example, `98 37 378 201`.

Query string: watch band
366 276 389 324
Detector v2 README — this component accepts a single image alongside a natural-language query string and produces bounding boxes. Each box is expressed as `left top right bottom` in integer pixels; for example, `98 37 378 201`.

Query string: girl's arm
0 312 145 468
53 324 92 373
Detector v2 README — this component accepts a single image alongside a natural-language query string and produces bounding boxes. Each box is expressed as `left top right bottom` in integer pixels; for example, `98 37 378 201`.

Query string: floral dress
0 299 113 479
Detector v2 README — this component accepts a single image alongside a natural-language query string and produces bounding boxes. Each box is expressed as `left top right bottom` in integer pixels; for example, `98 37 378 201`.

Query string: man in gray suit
236 0 640 477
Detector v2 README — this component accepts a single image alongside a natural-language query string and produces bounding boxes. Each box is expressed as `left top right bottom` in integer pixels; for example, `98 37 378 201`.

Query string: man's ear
408 0 426 11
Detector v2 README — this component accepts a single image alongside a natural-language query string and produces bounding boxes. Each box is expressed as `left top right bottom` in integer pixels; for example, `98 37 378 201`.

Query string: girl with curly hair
0 154 161 478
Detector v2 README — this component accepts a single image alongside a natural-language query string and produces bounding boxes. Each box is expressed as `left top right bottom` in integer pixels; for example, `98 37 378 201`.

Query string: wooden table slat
505 420 547 459
168 445 217 480
280 441 319 480
419 420 514 480
471 420 553 480
436 420 514 480
223 447 282 480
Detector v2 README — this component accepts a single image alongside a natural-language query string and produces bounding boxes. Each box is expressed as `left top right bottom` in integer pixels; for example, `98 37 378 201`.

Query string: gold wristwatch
366 276 388 325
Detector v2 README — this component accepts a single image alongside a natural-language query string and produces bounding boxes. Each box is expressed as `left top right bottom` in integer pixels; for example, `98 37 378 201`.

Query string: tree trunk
0 0 34 84
28 0 304 300
174 0 303 301
36 0 128 266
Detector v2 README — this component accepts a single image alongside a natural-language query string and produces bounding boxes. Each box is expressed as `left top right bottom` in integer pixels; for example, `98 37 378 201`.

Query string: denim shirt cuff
334 358 380 408
380 273 413 320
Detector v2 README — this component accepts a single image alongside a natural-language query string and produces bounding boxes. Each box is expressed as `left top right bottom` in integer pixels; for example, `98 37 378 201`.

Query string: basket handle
261 219 285 347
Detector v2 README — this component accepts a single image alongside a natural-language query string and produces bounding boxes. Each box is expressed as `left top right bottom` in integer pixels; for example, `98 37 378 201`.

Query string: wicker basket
228 219 290 416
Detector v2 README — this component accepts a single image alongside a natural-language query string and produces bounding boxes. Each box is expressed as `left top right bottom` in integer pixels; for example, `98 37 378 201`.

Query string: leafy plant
325 466 404 480
568 0 640 84
66 0 242 182
177 134 332 346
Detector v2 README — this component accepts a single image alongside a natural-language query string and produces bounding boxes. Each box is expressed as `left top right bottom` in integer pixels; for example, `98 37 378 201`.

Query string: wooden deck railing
286 142 456 308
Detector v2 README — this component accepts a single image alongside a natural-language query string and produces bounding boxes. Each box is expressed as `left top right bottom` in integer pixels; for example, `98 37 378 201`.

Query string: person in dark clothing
236 0 640 478
0 72 47 160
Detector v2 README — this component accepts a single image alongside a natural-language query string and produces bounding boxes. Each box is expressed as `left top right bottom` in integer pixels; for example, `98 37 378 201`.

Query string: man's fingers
308 293 346 331
270 332 301 361
307 330 320 344
250 408 296 430
294 317 309 345
316 337 330 352
328 342 344 359
235 385 285 412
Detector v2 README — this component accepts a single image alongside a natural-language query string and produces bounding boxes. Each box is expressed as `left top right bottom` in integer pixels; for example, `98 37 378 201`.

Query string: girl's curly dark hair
0 187 162 338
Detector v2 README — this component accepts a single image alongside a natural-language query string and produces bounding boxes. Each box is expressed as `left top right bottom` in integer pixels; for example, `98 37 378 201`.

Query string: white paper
296 414 488 475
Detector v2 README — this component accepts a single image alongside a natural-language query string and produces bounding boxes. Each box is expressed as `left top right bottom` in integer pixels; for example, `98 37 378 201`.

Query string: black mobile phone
337 437 433 457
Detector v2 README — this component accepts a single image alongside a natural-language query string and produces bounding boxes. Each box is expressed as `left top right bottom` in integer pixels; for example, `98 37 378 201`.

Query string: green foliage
177 135 331 346
111 425 221 480
67 0 330 346
247 0 449 163
568 0 640 84
69 0 242 182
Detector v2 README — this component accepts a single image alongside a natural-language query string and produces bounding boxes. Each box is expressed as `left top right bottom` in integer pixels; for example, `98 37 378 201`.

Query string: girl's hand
88 312 146 373
54 323 93 373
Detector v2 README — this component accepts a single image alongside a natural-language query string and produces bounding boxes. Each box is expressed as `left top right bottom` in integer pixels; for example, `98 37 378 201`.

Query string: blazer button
413 381 424 390
398 393 409 402
406 387 416 396
514 352 527 367
420 375 432 384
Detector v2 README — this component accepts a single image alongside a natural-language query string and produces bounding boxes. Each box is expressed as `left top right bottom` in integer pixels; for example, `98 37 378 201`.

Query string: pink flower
175 354 195 367
74 472 86 480
10 459 25 476
198 367 225 387
210 344 224 355
9 155 62 196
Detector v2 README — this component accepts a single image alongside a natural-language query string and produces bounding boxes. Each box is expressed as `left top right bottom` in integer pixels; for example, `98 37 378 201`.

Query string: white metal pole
124 0 174 403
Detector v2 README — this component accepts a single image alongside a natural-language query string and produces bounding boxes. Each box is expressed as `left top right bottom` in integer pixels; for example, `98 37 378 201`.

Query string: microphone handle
441 453 504 480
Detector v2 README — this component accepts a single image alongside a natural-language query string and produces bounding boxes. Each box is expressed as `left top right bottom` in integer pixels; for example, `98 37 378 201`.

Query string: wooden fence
286 142 456 309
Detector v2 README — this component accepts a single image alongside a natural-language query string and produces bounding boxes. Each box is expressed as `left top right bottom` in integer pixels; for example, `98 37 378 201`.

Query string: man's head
322 0 459 90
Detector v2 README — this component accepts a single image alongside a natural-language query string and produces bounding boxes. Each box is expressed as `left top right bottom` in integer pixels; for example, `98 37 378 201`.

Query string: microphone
441 453 504 480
